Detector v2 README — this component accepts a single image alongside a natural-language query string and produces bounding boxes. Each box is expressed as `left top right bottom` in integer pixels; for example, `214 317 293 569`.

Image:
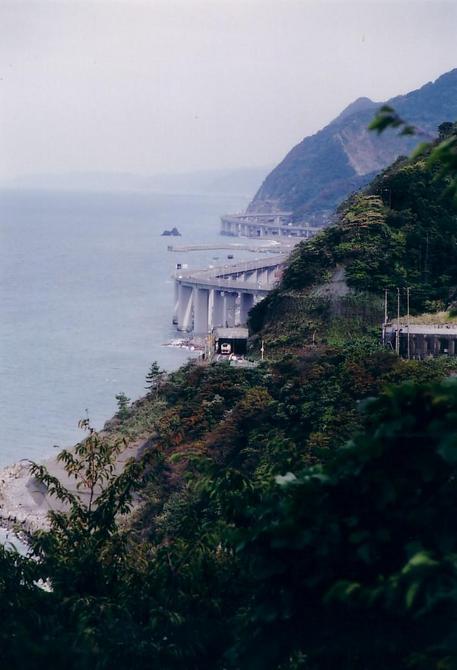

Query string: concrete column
422 336 429 357
193 287 209 334
224 292 237 327
433 336 440 356
240 292 254 325
267 267 278 285
417 334 425 359
256 268 269 285
211 290 225 328
177 284 193 332
173 280 179 324
410 335 416 358
448 338 455 356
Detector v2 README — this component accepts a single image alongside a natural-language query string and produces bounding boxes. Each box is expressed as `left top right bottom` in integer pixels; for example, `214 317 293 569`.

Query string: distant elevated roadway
220 212 323 239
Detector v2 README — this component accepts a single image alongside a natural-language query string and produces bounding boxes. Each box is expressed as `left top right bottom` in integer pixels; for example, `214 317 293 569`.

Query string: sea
0 188 258 467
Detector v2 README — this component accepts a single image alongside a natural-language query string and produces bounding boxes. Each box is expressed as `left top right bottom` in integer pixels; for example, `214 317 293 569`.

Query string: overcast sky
0 0 456 180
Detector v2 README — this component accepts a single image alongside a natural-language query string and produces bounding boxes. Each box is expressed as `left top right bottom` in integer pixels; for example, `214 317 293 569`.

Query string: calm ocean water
0 189 251 466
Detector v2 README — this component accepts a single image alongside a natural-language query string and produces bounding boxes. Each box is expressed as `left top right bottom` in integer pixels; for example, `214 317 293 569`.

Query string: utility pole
396 287 400 356
260 340 265 361
406 287 411 360
382 288 388 346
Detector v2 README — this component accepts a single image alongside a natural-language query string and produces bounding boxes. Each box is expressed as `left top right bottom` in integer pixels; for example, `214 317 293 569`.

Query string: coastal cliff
248 68 457 223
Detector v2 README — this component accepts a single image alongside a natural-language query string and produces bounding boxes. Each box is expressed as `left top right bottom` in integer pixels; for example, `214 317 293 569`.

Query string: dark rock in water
161 227 181 236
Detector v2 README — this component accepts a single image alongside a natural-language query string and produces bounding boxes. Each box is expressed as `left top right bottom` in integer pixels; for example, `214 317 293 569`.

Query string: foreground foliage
1 358 457 669
1 121 456 669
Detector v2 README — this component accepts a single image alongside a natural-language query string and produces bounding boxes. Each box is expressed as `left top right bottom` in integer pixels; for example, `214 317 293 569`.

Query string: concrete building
384 323 457 358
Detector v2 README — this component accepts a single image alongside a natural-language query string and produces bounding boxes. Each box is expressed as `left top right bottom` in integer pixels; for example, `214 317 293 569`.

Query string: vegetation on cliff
0 122 457 669
250 123 457 352
2 353 457 669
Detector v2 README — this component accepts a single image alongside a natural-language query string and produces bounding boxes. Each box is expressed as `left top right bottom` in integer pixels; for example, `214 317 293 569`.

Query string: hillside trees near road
250 128 457 346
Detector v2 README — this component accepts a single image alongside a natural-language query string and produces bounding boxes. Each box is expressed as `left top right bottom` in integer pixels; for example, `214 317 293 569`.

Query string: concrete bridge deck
167 241 294 253
220 213 323 239
173 255 285 333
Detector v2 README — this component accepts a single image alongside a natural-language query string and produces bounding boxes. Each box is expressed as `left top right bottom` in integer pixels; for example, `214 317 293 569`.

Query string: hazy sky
0 0 456 180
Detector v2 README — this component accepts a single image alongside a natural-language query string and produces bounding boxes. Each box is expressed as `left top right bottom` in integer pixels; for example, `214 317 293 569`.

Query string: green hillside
250 125 457 352
1 124 457 670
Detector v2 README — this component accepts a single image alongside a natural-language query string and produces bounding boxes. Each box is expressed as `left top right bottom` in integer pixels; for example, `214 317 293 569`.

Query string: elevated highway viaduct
173 255 285 334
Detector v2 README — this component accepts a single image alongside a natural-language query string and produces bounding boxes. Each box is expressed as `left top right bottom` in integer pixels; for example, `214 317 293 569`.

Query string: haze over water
0 189 250 466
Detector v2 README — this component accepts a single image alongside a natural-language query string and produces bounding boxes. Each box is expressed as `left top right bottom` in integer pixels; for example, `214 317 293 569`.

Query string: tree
145 360 166 399
115 392 130 421
369 109 457 201
25 419 157 667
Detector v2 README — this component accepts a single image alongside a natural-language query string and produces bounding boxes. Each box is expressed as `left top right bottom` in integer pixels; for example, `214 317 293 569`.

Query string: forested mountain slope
248 68 457 223
250 124 457 351
1 124 457 670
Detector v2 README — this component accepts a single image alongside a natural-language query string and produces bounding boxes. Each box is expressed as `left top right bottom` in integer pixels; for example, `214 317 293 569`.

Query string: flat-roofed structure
384 322 457 358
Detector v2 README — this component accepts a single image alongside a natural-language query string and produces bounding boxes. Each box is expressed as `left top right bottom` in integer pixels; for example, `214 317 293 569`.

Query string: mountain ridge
248 68 457 223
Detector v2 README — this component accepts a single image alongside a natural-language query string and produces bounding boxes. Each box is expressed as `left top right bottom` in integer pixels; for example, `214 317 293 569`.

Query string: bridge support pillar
193 288 209 335
239 293 254 325
177 284 193 332
267 267 277 284
211 290 225 328
256 268 269 286
224 292 237 328
173 280 179 324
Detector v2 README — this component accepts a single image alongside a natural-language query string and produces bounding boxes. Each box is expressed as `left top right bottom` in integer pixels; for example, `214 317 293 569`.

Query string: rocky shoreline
0 459 59 534
0 344 198 540
0 432 150 538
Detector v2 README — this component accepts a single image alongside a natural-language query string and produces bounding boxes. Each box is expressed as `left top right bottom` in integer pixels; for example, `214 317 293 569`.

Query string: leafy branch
369 107 457 201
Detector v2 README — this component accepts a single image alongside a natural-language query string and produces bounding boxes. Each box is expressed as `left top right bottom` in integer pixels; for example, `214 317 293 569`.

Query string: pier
173 255 285 333
167 241 290 253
